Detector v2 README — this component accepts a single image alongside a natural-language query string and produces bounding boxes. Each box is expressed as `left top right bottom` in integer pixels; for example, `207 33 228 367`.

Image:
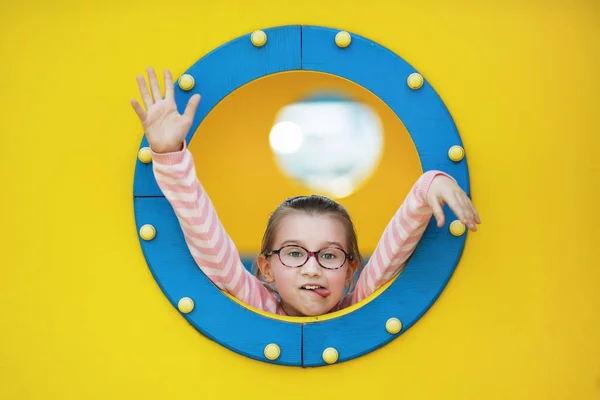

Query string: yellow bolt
137 147 152 164
178 74 195 91
251 30 267 47
450 220 466 236
407 72 424 89
335 31 351 48
178 297 194 314
139 224 156 241
264 343 281 360
385 317 402 334
322 347 339 364
448 145 465 162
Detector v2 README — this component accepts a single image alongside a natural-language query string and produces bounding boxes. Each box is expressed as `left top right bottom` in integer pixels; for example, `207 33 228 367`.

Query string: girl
131 67 481 317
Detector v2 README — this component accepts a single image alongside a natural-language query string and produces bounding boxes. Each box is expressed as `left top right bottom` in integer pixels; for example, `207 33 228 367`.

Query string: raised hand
130 67 201 153
427 175 481 232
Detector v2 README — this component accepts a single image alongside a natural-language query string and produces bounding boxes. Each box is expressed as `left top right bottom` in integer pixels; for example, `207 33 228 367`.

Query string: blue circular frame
133 25 469 367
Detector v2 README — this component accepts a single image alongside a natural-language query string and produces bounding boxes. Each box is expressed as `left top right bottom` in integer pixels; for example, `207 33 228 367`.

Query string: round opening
188 70 422 322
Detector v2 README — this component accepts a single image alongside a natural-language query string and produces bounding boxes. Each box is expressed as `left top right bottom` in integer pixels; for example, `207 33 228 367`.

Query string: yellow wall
1 1 599 399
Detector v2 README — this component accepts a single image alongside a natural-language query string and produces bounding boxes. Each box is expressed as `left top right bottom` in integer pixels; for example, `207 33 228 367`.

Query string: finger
456 192 474 220
430 199 445 228
457 193 475 230
183 94 201 119
463 193 482 229
130 98 147 122
470 198 481 224
136 74 153 109
446 195 468 226
461 192 480 225
164 69 174 101
146 67 162 102
457 192 477 231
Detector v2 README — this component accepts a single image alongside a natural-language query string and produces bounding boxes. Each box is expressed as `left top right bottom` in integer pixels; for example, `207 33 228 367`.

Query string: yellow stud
137 147 152 164
177 297 194 314
251 30 267 47
139 224 156 241
385 317 402 334
407 72 424 90
450 220 466 236
178 74 195 91
264 343 281 360
322 347 339 364
335 31 351 48
448 145 465 162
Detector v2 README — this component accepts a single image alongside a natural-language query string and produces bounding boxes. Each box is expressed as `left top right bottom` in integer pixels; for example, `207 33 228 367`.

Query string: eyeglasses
265 245 352 270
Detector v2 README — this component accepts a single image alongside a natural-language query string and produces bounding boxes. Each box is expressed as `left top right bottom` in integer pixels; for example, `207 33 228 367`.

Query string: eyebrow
280 240 345 248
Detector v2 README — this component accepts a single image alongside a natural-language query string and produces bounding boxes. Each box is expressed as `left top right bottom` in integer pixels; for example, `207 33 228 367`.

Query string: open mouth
301 285 331 298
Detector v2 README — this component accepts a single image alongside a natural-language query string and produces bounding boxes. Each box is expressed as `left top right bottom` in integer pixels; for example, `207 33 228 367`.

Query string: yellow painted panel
0 0 598 399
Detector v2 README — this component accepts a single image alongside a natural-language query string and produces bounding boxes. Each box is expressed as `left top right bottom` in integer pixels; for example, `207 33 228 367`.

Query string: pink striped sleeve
150 142 280 314
338 171 452 308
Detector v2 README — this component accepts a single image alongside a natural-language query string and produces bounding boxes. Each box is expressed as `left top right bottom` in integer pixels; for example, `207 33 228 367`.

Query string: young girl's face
258 211 357 316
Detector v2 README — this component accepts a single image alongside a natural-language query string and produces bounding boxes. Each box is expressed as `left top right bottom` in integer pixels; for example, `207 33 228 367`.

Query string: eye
320 252 337 260
283 247 306 258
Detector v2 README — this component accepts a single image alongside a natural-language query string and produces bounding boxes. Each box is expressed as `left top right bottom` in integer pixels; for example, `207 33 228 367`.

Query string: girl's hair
254 195 365 294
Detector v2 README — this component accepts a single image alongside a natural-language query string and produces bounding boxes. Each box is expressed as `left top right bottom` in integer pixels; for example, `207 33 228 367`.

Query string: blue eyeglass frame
265 245 352 270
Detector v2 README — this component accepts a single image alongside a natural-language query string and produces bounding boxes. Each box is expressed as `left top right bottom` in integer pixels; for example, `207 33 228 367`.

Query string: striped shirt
151 142 446 315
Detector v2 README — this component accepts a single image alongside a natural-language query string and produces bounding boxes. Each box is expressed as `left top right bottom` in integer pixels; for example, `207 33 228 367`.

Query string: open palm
130 67 201 153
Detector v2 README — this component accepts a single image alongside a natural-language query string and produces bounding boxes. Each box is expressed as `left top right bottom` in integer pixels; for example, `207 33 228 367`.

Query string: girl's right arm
130 67 280 314
151 142 281 313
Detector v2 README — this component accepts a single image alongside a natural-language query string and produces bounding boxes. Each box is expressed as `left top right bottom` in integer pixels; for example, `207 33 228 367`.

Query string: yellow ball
251 30 267 47
407 72 424 89
385 317 402 334
264 343 281 360
177 297 194 314
335 31 351 48
139 224 156 241
448 145 465 162
450 220 466 236
178 74 195 91
137 147 152 164
322 347 339 364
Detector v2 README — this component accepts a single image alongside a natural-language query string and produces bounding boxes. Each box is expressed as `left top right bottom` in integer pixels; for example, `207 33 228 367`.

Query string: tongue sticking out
313 287 331 298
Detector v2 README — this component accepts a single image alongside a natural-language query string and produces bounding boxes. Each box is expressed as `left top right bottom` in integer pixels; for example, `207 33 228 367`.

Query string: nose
300 255 321 277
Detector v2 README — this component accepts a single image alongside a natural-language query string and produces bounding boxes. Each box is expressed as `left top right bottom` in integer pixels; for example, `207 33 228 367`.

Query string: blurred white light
269 121 304 154
329 177 355 199
268 93 383 199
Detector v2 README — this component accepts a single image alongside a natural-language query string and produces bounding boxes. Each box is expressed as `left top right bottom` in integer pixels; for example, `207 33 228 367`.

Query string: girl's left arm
340 171 457 307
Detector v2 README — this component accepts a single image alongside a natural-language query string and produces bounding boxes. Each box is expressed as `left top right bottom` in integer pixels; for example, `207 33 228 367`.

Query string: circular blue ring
133 25 469 367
